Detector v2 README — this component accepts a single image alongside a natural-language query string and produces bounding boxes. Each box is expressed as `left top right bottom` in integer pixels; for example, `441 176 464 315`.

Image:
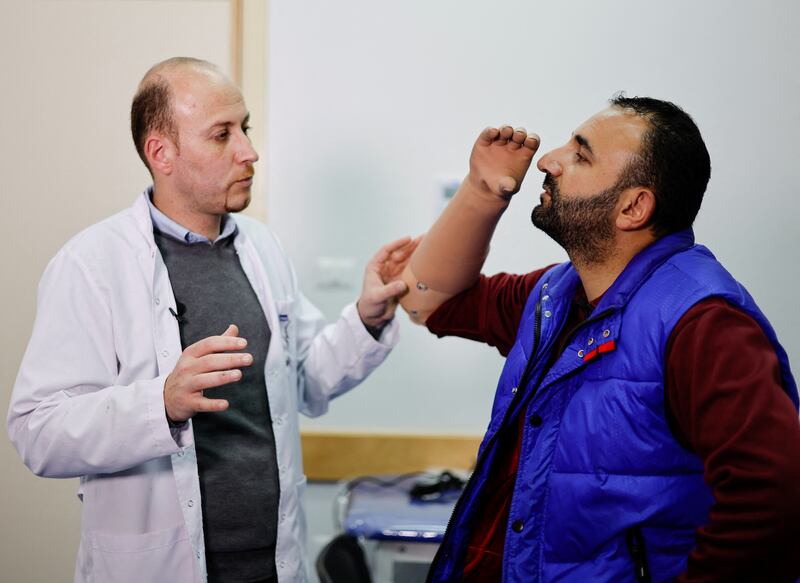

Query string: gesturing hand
357 237 414 335
467 125 540 201
163 324 253 423
379 235 421 286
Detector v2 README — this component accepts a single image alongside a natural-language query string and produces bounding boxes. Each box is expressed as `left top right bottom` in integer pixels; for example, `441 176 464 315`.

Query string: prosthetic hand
397 126 540 324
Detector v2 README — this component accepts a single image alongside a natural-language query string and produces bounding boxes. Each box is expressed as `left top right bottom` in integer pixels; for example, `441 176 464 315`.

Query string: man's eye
215 131 229 141
242 125 251 135
575 152 587 163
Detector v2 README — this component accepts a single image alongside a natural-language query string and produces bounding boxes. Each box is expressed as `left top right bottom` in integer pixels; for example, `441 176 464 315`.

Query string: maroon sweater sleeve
668 298 800 582
425 268 552 356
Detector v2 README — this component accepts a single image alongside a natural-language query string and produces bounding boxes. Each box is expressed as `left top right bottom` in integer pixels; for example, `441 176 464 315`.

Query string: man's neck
151 187 221 241
572 232 657 303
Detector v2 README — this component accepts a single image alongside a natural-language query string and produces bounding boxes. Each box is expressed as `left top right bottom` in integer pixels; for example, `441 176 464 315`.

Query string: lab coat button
196 551 202 559
279 561 286 569
275 417 283 426
154 297 160 305
187 500 194 508
161 350 169 357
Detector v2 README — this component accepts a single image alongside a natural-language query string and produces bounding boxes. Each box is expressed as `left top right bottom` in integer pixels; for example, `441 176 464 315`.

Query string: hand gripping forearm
400 126 540 324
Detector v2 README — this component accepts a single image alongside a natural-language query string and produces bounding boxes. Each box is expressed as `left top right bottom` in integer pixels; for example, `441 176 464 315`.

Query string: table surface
342 474 461 542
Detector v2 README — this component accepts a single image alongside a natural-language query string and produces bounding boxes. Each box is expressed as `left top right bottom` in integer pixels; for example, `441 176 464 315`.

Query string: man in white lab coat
7 57 409 583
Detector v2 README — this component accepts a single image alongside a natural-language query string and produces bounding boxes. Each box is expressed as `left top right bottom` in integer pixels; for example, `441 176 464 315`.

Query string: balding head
130 57 227 173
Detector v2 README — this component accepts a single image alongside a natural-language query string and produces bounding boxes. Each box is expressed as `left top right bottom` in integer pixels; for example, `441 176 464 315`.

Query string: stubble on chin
225 188 252 213
530 187 619 266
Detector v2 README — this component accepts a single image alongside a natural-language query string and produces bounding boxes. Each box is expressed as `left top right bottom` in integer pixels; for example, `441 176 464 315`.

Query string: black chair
315 533 373 583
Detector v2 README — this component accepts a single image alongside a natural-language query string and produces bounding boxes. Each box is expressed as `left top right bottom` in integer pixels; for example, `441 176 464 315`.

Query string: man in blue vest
386 96 800 582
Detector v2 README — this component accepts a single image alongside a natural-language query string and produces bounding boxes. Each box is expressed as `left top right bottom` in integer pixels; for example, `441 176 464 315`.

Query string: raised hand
163 324 252 423
467 126 540 201
357 237 414 334
380 235 422 286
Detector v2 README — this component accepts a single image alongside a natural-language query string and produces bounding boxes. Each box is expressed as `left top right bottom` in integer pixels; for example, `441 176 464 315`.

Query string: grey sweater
155 229 279 583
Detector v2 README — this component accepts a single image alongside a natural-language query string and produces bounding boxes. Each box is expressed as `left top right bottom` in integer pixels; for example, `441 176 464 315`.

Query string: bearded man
386 96 800 582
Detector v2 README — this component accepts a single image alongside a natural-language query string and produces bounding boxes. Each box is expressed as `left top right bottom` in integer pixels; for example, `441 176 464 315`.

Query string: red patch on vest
583 340 617 362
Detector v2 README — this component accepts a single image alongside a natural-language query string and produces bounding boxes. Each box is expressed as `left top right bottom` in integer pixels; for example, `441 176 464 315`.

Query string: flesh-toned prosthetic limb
400 126 540 324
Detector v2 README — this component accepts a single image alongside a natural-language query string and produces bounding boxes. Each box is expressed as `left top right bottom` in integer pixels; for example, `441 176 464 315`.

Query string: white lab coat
7 193 398 583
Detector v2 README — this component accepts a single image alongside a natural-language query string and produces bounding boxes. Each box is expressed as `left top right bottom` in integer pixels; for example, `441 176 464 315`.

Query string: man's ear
144 133 176 176
616 188 656 231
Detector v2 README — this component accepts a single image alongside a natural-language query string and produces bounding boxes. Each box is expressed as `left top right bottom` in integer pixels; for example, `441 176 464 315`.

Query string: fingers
372 280 409 303
195 352 253 374
479 125 515 146
524 133 541 152
498 125 514 142
192 369 243 391
478 126 500 145
369 236 413 266
372 235 421 284
184 334 247 358
358 278 409 325
221 324 239 337
163 362 239 422
479 125 540 152
388 236 421 263
192 397 230 414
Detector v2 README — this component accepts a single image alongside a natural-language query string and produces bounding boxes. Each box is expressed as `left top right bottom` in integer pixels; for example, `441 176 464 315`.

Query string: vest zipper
426 288 546 582
518 295 543 390
625 526 652 583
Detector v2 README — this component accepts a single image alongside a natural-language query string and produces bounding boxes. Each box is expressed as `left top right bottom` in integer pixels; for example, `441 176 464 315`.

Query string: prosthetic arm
399 126 540 324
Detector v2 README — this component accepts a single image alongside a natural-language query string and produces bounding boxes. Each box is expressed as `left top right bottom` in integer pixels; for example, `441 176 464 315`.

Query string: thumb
221 324 239 337
390 280 408 296
371 280 409 305
497 175 519 195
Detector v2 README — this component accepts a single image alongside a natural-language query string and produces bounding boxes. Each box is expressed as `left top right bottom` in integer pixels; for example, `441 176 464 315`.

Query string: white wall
267 0 800 434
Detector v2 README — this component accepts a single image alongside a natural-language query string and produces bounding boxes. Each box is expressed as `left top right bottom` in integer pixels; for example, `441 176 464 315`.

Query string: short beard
531 173 620 266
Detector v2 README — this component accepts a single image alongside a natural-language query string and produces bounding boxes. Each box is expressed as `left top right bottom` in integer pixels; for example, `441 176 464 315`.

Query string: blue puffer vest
429 230 798 583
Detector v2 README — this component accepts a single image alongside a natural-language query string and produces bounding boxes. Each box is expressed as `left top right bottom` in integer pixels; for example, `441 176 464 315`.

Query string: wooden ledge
300 430 482 481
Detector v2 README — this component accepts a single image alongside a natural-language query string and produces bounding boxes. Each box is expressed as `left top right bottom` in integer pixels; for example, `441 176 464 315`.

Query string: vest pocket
625 526 652 583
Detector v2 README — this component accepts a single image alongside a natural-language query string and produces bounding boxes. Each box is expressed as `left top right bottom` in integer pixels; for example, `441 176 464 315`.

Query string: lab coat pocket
84 524 194 583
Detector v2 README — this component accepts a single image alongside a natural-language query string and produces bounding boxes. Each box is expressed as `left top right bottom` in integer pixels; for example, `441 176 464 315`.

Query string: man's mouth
235 171 255 184
540 174 557 203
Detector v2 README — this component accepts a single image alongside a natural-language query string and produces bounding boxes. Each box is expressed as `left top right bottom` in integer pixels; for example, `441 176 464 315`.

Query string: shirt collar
145 186 238 245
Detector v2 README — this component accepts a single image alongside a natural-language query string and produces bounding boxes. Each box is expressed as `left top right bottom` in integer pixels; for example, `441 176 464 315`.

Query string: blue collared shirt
145 186 238 245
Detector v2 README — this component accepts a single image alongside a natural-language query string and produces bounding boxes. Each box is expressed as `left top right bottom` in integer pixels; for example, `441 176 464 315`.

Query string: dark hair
130 57 217 173
130 76 177 172
610 94 711 236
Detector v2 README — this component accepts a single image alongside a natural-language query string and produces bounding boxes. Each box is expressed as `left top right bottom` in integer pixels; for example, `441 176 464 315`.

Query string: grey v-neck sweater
155 230 279 583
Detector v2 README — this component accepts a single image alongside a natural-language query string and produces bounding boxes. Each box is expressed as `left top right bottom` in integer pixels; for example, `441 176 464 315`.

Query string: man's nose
236 133 259 165
537 150 562 177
